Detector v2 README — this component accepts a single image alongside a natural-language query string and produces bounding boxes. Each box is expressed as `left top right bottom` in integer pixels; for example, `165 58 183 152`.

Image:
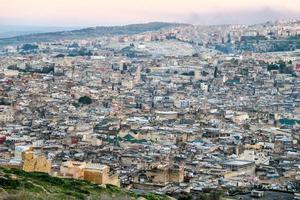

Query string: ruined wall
23 154 52 174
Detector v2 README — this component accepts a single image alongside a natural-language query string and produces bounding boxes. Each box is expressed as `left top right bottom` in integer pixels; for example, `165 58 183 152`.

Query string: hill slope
0 22 182 46
0 167 169 200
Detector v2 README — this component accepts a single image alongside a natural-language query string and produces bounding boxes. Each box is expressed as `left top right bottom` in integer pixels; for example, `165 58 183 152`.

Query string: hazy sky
0 0 300 27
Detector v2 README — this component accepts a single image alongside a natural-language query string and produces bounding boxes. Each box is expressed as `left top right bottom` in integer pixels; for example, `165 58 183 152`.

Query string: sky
0 0 300 27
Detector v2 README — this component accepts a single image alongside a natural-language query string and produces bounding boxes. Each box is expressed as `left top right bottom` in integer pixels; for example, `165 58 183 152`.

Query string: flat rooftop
223 160 254 166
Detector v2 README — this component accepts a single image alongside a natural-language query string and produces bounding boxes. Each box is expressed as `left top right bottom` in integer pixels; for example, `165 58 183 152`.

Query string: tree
55 54 65 58
214 67 218 78
199 191 223 200
178 192 192 200
78 96 92 105
21 44 38 51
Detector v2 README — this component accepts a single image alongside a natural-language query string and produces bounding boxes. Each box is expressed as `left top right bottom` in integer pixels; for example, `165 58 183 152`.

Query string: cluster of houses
0 22 299 198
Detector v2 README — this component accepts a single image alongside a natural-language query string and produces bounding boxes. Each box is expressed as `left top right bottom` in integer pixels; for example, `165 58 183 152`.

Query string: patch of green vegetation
20 43 39 51
266 60 295 75
144 193 170 200
0 167 170 200
78 96 92 105
181 71 195 76
279 118 300 126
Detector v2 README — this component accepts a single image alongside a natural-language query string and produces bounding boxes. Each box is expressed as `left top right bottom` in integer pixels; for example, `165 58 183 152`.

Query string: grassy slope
0 167 169 200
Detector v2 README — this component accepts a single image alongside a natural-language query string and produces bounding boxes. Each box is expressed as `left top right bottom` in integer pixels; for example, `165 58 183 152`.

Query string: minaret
134 66 141 84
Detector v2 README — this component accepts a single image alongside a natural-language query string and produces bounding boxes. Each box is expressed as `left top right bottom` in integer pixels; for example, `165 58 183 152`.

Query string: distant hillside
0 22 182 46
0 25 81 39
0 167 170 200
